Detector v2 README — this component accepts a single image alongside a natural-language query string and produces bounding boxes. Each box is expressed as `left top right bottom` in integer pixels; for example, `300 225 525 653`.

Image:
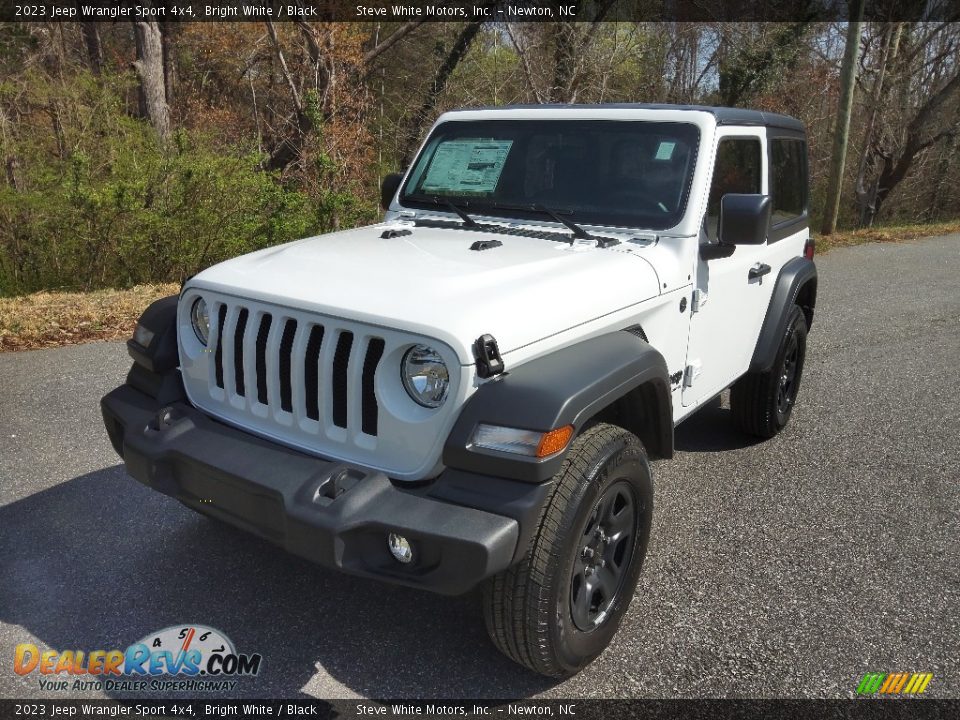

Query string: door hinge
683 361 702 388
691 289 706 314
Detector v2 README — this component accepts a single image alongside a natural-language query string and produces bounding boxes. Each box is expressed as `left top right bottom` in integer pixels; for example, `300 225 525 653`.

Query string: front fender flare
443 332 673 483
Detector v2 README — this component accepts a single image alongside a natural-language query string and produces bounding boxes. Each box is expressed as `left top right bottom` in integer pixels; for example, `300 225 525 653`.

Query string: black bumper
101 382 551 595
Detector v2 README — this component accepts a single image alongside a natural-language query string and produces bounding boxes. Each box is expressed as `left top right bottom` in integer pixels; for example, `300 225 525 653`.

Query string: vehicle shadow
673 394 762 453
0 466 556 699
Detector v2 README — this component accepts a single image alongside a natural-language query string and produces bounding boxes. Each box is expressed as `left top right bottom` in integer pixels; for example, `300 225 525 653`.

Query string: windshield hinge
473 334 505 379
691 289 706 314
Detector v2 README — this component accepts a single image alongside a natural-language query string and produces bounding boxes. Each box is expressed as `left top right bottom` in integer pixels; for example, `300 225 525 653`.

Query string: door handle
748 263 772 281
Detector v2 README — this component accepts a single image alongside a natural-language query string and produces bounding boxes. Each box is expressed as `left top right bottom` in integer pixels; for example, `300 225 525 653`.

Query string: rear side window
769 139 807 224
705 137 762 240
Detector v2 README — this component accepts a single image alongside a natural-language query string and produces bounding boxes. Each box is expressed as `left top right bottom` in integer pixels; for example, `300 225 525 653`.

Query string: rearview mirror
719 194 770 246
380 172 404 211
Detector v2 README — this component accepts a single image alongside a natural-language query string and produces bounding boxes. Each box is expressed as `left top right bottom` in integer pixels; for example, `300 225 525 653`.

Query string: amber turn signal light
536 425 574 458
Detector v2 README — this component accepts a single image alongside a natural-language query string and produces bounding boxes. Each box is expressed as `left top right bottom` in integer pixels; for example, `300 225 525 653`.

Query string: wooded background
1 18 958 295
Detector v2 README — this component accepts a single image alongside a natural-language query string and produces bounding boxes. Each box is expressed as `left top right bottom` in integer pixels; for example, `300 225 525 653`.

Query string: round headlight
401 345 449 408
190 297 210 346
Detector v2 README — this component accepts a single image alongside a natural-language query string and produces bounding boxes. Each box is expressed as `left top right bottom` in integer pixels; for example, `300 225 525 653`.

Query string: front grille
208 301 386 437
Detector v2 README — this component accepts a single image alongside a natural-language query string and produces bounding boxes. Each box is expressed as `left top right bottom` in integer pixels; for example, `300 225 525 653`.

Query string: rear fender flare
750 257 817 373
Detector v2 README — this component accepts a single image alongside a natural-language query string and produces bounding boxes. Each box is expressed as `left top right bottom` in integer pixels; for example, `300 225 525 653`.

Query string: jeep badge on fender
101 104 816 678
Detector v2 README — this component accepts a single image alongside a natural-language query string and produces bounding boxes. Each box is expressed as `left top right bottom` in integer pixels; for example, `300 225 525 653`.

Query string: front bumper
101 382 547 595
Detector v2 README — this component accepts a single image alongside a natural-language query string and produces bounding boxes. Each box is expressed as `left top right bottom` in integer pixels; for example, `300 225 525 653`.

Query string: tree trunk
820 0 863 236
400 21 484 166
80 22 103 75
5 156 21 191
160 19 177 106
855 23 902 227
262 20 311 172
133 16 172 143
925 130 959 221
549 23 577 103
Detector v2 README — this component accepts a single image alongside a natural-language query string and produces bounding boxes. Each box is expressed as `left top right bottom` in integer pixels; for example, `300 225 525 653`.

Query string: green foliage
0 72 332 296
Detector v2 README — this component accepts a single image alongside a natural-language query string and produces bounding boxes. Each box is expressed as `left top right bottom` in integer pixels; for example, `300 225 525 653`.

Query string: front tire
731 304 808 438
482 423 653 677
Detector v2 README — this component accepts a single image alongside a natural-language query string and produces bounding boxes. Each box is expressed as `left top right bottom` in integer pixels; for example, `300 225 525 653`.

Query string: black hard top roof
448 103 806 133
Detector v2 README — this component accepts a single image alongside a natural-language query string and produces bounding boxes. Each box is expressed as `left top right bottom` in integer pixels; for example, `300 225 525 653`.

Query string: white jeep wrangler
102 104 817 677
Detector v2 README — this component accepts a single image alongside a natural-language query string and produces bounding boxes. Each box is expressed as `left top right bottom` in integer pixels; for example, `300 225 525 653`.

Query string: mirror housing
380 172 404 211
719 194 771 246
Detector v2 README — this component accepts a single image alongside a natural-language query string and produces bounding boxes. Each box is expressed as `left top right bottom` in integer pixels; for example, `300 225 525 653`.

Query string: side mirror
719 194 771 246
380 172 404 211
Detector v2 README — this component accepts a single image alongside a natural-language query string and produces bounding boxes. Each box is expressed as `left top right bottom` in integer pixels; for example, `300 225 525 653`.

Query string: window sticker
655 141 676 161
421 139 513 194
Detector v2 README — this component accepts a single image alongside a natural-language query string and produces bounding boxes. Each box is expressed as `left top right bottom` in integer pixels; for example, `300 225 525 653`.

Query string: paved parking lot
1 235 958 699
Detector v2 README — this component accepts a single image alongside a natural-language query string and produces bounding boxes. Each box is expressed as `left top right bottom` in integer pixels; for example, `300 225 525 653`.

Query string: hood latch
473 334 505 379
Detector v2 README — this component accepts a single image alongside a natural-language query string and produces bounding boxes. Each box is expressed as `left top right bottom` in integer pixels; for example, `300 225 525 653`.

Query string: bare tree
133 15 172 143
855 23 960 225
79 22 103 76
400 21 486 165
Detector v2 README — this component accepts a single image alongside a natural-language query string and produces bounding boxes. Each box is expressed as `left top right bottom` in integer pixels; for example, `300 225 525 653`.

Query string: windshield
401 119 700 231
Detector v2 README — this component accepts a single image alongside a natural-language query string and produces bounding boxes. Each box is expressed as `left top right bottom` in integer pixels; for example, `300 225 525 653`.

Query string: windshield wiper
440 198 478 227
407 194 478 227
486 202 592 241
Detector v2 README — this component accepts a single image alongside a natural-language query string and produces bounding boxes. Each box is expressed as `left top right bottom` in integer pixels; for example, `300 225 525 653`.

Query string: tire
482 423 654 677
731 304 808 438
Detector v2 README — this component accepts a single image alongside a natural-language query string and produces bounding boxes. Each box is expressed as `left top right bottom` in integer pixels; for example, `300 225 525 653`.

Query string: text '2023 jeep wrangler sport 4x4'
102 104 817 677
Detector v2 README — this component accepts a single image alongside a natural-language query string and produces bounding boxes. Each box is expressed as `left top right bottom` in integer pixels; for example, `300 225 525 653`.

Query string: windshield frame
398 118 701 233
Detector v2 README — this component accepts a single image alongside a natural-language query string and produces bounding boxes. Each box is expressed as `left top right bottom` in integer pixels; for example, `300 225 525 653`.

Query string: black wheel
482 423 653 677
731 304 808 438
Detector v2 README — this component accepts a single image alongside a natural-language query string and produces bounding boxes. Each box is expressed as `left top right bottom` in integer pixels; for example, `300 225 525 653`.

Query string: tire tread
482 423 645 677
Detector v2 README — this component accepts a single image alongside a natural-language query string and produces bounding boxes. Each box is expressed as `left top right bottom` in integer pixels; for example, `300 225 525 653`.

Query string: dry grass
1 220 959 352
0 284 179 352
815 220 960 253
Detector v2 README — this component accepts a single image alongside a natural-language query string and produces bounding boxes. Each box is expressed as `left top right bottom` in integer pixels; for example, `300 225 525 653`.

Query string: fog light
387 533 413 564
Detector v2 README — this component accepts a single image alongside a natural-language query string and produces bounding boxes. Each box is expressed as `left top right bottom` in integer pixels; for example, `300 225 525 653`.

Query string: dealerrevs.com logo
14 624 262 693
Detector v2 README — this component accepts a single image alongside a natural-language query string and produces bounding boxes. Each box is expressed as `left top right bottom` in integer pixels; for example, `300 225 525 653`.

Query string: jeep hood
189 223 662 364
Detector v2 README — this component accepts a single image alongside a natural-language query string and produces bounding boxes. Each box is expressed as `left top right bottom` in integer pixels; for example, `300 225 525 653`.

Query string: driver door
682 129 775 408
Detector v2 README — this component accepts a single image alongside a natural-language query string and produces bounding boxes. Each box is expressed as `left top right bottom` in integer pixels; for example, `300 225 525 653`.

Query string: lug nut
582 547 595 560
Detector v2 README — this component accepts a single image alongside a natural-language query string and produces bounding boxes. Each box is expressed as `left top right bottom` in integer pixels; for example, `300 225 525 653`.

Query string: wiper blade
486 202 592 240
407 194 478 227
439 197 477 227
535 205 592 240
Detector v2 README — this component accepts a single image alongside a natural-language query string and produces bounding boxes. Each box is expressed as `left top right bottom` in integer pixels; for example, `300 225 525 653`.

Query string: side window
705 138 762 240
770 139 807 224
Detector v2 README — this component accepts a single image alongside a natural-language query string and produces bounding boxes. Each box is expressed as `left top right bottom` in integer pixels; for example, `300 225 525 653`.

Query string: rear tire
482 423 653 677
731 304 808 438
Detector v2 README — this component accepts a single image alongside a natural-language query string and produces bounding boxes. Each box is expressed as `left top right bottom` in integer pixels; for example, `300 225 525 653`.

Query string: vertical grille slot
234 308 249 397
361 338 385 436
255 313 272 405
332 331 354 429
279 319 297 413
190 295 419 466
304 325 324 421
214 305 227 389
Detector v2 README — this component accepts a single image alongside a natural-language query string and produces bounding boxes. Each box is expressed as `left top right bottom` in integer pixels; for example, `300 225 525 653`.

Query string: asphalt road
1 235 958 700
